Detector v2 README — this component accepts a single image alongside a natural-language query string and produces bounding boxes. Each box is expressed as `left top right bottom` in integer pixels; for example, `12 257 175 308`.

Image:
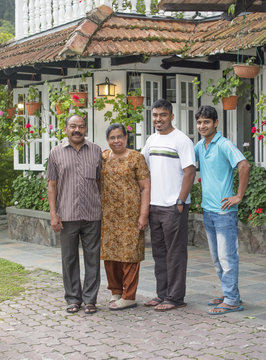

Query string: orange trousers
104 260 140 300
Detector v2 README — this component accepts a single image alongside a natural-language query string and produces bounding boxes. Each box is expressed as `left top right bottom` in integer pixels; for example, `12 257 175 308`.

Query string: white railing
15 0 222 40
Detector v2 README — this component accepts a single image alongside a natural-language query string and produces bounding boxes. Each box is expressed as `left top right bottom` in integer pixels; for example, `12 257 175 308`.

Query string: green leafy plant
12 171 49 212
193 68 248 105
190 152 265 227
252 92 266 144
128 88 142 96
93 91 144 132
26 86 40 103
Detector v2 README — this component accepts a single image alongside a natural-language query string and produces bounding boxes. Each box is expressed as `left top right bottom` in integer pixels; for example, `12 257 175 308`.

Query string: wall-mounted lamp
18 95 25 114
96 77 116 96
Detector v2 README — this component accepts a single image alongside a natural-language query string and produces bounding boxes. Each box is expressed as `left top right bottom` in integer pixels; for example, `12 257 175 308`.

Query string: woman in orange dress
101 123 150 310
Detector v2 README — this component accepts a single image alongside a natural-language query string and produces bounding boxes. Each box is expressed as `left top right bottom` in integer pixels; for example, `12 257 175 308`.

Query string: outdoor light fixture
96 77 116 96
18 95 25 114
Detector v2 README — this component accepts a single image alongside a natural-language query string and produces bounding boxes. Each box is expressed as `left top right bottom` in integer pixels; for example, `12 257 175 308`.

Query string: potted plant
233 57 261 79
93 91 145 132
127 88 144 109
0 85 16 119
193 68 247 110
25 86 41 116
47 81 72 115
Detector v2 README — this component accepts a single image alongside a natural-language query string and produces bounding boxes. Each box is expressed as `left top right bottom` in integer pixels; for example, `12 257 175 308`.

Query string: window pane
146 110 151 135
166 76 176 103
181 82 186 104
146 81 151 106
153 82 158 102
188 83 193 107
189 110 194 135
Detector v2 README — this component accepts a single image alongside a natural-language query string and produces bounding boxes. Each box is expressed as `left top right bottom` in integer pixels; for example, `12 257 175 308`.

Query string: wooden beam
111 55 147 66
3 66 66 76
161 58 220 70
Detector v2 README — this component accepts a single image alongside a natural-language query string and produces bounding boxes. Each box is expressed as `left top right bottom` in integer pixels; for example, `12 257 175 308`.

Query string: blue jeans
203 210 241 306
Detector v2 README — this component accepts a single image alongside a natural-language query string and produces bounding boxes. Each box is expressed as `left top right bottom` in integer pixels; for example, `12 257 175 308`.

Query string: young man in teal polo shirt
194 105 250 315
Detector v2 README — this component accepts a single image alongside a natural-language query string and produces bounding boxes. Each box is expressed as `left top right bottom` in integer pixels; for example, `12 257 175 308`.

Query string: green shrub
190 151 266 227
12 171 49 212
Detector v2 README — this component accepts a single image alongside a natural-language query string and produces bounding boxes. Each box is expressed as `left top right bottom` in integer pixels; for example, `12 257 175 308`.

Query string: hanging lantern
96 77 116 96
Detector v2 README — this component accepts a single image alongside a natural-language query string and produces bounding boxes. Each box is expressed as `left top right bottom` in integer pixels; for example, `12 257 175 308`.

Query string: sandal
154 300 187 312
84 304 97 315
66 304 80 314
144 297 163 307
109 298 137 311
109 294 122 304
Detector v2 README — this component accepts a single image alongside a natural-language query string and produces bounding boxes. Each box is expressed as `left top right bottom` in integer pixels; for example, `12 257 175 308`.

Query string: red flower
26 123 31 128
29 130 34 133
256 208 263 214
198 177 201 183
73 95 79 100
257 128 260 133
20 141 23 147
262 121 266 126
248 214 252 218
251 126 257 133
42 197 45 201
258 135 264 141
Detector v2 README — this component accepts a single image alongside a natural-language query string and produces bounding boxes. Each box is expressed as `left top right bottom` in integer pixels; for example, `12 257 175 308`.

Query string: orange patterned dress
101 150 150 263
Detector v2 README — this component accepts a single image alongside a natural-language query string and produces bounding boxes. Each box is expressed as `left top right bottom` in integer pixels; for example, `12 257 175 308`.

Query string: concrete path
0 229 266 359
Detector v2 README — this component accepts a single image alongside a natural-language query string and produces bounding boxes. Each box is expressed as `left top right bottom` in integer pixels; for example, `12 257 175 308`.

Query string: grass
0 258 30 302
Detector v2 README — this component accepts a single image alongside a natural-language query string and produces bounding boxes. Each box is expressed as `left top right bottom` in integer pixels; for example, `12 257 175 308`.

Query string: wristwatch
176 198 185 206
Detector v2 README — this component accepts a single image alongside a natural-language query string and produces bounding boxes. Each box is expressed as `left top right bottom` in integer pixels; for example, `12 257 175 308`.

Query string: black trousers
149 204 189 305
60 220 101 305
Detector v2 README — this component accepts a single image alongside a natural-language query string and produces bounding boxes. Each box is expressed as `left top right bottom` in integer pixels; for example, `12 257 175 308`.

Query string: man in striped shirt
47 114 102 315
195 105 250 315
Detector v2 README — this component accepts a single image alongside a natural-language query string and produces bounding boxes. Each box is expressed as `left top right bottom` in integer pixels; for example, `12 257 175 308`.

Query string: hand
138 215 148 230
50 214 63 232
221 195 242 210
177 204 184 214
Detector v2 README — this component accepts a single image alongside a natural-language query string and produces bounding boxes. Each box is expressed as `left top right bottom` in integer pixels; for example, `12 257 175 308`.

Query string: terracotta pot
233 64 261 79
222 95 238 110
55 103 69 115
6 107 16 119
70 92 87 107
128 96 144 109
26 102 41 116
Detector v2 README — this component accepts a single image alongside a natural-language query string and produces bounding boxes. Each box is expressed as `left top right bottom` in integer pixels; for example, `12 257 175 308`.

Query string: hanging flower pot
6 107 16 119
55 103 70 115
26 102 41 116
233 64 261 79
222 96 238 110
127 96 144 110
70 92 88 107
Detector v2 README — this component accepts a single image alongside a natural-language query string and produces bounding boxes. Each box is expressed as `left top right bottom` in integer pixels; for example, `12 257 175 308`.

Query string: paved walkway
0 229 266 359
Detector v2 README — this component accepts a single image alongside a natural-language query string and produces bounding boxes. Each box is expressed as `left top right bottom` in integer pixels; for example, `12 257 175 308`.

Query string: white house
0 0 265 170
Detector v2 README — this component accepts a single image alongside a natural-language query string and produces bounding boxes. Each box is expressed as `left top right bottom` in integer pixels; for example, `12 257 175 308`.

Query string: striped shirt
46 138 102 221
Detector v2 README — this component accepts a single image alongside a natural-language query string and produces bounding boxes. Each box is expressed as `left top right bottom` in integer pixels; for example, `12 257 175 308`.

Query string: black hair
195 105 218 122
65 114 85 127
152 99 173 114
106 123 127 138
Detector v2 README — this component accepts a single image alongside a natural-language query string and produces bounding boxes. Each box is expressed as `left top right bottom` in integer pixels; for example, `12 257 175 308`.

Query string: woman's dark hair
106 123 127 138
195 105 218 122
152 99 173 114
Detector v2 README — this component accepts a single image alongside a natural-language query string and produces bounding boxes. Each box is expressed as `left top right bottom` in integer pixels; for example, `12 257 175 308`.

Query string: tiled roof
0 6 265 70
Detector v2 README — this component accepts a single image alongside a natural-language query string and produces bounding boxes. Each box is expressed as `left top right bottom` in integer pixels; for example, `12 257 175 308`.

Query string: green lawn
0 258 30 302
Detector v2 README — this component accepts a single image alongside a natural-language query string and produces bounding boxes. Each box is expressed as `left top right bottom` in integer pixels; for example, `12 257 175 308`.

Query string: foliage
190 152 266 227
0 85 16 130
0 31 13 43
0 141 21 208
0 258 29 303
234 151 266 227
12 171 49 212
0 1 15 26
253 92 266 144
128 88 142 96
26 86 40 103
93 89 145 132
0 19 14 34
193 68 248 105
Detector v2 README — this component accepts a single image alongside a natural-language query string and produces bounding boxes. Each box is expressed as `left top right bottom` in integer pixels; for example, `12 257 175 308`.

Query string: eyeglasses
108 135 125 141
68 124 86 130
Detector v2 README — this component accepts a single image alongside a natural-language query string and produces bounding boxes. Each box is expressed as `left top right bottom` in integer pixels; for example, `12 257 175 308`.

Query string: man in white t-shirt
142 99 196 311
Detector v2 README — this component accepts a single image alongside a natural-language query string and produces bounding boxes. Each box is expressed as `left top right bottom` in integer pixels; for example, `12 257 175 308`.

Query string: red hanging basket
233 64 261 79
222 96 238 110
26 102 41 116
6 107 16 119
70 92 88 107
128 96 144 110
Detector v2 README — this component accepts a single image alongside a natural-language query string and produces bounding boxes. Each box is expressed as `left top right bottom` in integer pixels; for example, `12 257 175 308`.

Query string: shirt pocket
83 164 97 179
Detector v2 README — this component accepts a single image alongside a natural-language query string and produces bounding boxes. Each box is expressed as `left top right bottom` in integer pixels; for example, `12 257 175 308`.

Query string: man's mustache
72 132 82 136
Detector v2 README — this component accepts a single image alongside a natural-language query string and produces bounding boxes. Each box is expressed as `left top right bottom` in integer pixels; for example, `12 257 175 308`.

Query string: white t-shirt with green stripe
142 129 195 206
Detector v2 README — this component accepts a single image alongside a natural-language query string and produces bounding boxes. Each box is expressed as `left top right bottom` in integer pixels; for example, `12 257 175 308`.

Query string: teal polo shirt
194 131 246 213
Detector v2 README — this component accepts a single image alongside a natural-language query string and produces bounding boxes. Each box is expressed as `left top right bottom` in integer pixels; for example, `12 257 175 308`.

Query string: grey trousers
60 220 101 305
149 204 189 305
